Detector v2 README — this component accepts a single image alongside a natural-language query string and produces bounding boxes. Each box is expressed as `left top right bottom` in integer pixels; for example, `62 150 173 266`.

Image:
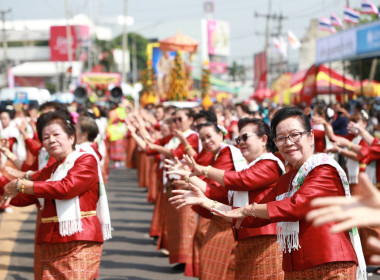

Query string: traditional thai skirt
235 234 284 280
166 192 197 264
284 261 357 280
184 215 211 277
199 216 237 280
39 241 103 280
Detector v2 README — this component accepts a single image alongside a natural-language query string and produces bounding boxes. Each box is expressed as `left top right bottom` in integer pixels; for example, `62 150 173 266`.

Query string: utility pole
254 3 288 87
132 35 138 84
1 8 11 87
63 0 73 91
254 0 274 51
122 0 128 83
275 12 288 38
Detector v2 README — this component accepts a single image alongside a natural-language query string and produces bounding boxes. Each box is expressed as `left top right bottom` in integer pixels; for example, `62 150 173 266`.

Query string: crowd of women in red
121 99 380 280
2 97 380 279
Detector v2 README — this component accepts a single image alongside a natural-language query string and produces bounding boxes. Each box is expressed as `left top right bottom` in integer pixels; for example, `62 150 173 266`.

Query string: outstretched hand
0 179 19 208
368 236 380 264
212 206 248 229
324 143 340 154
164 157 191 178
183 155 204 176
306 173 380 233
331 135 351 148
169 183 206 209
125 118 137 134
173 129 186 143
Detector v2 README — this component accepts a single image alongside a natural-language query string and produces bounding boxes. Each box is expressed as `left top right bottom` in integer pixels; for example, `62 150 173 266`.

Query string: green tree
228 61 245 83
112 32 150 73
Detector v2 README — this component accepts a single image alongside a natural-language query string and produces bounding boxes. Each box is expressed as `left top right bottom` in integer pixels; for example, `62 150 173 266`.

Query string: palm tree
228 61 239 82
228 61 246 83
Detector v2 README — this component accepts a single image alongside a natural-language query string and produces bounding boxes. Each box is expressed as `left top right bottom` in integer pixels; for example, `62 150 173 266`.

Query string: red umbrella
159 33 198 53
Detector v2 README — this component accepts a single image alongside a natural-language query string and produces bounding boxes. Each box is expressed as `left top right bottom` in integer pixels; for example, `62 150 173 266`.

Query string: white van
0 87 51 108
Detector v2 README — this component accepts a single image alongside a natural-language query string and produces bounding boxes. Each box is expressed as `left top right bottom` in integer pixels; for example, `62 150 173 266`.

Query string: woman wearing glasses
168 118 285 279
209 107 365 279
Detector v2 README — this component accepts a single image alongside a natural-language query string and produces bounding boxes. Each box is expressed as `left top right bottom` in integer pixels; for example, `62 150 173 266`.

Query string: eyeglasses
173 117 182 123
235 132 257 145
273 130 311 147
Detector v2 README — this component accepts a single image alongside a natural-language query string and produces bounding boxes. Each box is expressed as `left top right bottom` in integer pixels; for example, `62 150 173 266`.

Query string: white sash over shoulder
40 149 112 240
229 152 285 207
276 153 366 280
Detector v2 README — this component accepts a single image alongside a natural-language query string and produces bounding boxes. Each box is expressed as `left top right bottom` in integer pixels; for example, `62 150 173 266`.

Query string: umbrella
159 33 198 53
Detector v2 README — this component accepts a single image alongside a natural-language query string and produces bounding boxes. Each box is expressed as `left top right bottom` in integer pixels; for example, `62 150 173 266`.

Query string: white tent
10 61 83 77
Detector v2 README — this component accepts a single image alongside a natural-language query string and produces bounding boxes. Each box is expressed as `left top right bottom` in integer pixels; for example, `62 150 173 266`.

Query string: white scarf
36 148 50 211
276 153 366 280
229 153 285 207
77 142 112 240
41 150 111 240
208 143 247 205
346 135 362 184
38 147 50 170
366 161 377 185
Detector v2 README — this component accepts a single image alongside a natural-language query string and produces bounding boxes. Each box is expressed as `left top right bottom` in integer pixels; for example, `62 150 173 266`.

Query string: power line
254 10 288 50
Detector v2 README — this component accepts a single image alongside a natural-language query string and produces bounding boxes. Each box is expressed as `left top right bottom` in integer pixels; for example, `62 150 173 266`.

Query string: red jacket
171 133 199 160
204 147 236 205
2 154 104 244
241 165 358 272
191 148 215 218
359 137 380 184
224 159 282 240
313 129 327 153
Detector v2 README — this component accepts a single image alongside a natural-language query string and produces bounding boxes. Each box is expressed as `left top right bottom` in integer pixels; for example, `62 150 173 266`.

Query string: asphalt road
0 167 194 280
0 166 379 279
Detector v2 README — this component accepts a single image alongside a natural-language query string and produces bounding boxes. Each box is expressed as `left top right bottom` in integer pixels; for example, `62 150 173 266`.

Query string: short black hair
197 122 223 140
177 108 194 119
236 102 250 114
270 107 311 137
238 118 276 153
37 110 76 149
194 110 217 124
0 106 15 119
39 101 67 113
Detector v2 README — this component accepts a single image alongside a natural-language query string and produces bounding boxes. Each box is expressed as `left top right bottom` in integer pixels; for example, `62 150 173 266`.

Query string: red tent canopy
297 64 357 105
159 33 198 53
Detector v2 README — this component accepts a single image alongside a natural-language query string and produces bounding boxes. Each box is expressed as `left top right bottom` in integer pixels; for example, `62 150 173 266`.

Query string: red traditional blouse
223 159 282 239
241 165 358 272
171 133 199 160
1 154 104 244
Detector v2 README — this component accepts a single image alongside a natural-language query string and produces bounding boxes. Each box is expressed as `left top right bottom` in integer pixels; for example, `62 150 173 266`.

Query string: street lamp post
1 8 11 87
122 0 128 83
